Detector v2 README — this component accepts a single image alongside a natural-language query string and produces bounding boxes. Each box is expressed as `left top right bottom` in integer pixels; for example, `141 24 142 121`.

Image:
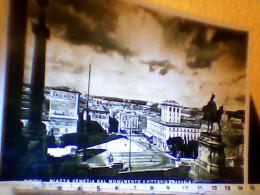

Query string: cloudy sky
24 0 248 111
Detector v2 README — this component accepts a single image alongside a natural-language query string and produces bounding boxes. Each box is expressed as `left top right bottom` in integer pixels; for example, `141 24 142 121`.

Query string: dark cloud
142 8 248 69
212 30 248 67
28 0 247 66
216 73 246 86
159 67 168 75
28 0 133 57
234 95 246 103
186 44 223 69
182 27 247 69
141 59 182 75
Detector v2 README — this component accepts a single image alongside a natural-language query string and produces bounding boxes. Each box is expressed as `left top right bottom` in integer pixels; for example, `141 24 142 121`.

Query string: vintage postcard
1 0 248 185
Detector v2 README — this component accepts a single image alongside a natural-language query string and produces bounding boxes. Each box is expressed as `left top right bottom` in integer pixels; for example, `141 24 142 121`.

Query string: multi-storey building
119 111 139 134
88 106 110 132
145 100 202 151
48 88 80 136
161 100 182 123
20 84 80 137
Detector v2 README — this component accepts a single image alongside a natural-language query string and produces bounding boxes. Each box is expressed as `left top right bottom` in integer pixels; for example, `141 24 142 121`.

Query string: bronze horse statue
202 94 224 135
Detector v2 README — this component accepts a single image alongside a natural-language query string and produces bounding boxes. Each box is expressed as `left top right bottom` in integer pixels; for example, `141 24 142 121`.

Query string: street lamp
129 128 132 171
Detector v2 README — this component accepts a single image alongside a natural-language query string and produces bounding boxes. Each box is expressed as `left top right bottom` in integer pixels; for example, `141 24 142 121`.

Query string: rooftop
161 100 181 107
147 116 200 129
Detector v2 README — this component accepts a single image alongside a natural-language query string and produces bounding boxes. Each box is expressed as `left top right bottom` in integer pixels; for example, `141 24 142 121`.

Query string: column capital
32 22 50 39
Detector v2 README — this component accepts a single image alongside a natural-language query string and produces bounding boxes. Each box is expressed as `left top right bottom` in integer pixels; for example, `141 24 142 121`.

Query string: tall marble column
1 0 28 179
28 0 50 135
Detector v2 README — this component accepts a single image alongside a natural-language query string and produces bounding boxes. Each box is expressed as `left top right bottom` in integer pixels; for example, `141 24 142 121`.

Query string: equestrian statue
202 93 224 135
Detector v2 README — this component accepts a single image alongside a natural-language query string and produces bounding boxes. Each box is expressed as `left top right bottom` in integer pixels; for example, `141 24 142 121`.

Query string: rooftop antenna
121 35 132 171
129 127 132 171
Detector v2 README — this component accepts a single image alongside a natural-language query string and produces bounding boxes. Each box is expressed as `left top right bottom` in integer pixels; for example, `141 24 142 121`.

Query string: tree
167 137 185 158
108 116 119 133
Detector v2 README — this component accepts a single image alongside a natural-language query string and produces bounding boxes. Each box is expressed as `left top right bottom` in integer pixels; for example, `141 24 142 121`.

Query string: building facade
119 111 139 134
20 85 80 137
48 89 80 136
145 100 202 151
161 100 182 123
88 107 110 132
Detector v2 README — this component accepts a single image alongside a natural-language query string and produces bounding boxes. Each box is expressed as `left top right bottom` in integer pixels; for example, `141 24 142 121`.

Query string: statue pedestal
190 132 226 181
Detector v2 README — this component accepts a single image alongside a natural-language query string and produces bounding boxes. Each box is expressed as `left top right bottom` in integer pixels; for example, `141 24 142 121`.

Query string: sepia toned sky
24 0 248 111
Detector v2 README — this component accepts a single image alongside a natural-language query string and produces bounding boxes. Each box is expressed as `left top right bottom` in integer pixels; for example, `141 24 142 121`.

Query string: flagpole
86 63 91 121
129 128 132 171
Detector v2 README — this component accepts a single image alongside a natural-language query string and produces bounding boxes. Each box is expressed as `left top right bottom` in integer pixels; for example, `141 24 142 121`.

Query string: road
79 135 176 172
129 136 175 170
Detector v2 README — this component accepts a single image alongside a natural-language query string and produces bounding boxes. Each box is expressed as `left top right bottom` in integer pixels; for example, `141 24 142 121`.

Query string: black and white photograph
1 0 248 183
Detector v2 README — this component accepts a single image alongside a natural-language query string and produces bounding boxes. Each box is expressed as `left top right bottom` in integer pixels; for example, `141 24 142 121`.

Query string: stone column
1 0 28 179
178 107 182 123
28 0 50 136
22 0 50 178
